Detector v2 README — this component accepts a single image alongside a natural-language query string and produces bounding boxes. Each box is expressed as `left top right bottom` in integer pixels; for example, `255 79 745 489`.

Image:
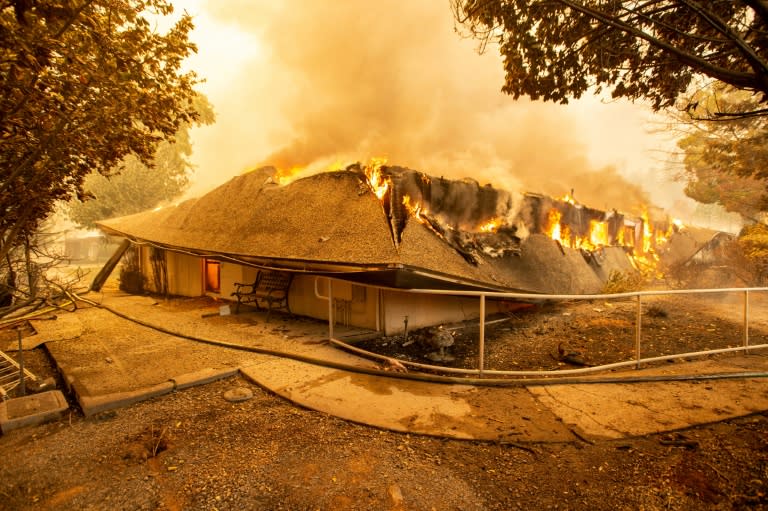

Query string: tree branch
557 0 765 94
678 0 768 81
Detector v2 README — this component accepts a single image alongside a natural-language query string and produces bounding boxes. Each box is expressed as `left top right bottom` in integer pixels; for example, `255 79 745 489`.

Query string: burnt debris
350 164 524 264
351 163 670 267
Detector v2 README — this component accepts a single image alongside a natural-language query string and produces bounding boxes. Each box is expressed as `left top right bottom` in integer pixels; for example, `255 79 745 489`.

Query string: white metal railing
323 280 768 378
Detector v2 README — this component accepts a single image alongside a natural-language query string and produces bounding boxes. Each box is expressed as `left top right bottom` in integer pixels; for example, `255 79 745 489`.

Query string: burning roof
97 163 671 294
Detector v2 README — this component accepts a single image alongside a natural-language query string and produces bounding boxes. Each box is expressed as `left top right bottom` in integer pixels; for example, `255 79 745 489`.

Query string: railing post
744 289 750 353
17 328 25 396
635 294 642 369
478 294 485 376
327 278 334 340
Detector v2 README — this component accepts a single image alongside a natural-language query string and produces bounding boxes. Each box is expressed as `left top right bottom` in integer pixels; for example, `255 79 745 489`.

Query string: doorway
204 259 221 293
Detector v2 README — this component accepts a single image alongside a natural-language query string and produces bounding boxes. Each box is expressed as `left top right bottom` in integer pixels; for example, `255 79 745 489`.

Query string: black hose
75 294 768 388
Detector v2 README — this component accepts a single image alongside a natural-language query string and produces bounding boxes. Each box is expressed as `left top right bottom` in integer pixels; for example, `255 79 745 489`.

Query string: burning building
96 163 670 335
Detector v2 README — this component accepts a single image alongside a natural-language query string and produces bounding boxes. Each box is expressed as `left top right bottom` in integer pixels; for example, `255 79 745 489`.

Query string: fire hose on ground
57 292 768 388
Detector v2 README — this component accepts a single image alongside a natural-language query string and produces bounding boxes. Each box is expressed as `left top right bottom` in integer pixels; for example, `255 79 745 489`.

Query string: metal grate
0 349 37 398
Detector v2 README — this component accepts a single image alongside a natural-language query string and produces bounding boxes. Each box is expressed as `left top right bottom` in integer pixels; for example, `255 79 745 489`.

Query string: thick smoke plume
201 0 653 216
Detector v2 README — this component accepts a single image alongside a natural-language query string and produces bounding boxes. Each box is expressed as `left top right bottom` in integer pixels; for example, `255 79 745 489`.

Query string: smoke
196 0 654 216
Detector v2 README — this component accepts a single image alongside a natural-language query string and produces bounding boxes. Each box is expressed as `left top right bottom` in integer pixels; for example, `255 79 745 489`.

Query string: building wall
133 251 500 335
137 246 155 292
212 261 256 300
289 275 379 331
136 247 203 296
381 290 502 335
167 252 204 296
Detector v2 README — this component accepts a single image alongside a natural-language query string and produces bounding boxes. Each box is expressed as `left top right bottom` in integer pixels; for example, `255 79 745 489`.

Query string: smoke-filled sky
180 0 692 218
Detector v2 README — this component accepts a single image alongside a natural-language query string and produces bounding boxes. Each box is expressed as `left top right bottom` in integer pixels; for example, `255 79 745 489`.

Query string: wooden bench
231 270 293 320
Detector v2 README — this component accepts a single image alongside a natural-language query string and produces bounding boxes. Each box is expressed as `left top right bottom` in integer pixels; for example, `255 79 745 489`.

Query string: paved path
6 292 768 441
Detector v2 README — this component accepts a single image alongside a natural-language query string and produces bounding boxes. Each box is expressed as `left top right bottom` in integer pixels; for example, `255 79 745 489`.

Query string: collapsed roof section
97 164 641 294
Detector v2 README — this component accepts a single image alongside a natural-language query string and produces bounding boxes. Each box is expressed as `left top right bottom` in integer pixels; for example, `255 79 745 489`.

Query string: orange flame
275 165 304 185
402 194 424 220
641 210 653 254
589 220 609 248
478 218 501 233
364 157 389 199
541 202 685 275
547 209 563 241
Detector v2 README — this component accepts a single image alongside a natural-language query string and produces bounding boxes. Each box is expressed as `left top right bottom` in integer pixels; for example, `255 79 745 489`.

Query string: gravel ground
1 373 767 510
1 291 768 510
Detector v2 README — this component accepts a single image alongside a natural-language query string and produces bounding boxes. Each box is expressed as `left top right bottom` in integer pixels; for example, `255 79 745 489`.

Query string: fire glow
357 162 680 269
478 219 501 233
364 157 390 199
402 194 423 220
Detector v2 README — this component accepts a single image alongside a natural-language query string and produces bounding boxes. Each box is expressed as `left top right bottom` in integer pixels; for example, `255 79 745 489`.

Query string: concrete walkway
3 291 768 441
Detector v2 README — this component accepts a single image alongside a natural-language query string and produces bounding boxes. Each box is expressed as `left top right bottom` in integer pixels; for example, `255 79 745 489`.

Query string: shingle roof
97 166 634 294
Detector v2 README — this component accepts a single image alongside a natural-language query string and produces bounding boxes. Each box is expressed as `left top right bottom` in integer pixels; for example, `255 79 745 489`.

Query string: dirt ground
355 293 768 373
1 292 768 510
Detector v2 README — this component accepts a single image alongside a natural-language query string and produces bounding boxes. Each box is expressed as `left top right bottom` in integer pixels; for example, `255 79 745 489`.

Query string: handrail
326 283 768 378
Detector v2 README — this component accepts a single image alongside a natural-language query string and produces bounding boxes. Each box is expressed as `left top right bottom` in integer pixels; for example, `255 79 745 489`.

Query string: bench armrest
232 281 257 294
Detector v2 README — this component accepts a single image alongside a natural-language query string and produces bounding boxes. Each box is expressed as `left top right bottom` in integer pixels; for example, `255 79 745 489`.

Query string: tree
0 0 200 266
67 95 215 228
452 1 768 116
673 82 768 220
737 222 768 283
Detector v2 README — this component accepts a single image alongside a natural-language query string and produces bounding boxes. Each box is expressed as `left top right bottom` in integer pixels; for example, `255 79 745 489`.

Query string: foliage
0 0 200 265
673 83 768 220
601 270 644 294
738 222 768 283
67 94 215 228
452 1 768 116
119 245 145 294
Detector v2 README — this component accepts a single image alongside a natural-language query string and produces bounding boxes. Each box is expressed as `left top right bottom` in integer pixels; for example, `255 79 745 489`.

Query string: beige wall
135 252 500 335
381 290 502 335
167 252 204 296
289 276 380 331
212 262 256 300
137 247 203 296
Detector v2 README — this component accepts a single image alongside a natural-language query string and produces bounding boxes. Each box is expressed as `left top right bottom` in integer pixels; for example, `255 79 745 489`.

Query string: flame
641 210 653 254
547 209 563 241
273 160 347 186
402 194 424 220
275 166 304 185
545 211 616 251
364 157 390 199
541 203 686 272
478 218 501 233
562 193 577 205
589 220 609 248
